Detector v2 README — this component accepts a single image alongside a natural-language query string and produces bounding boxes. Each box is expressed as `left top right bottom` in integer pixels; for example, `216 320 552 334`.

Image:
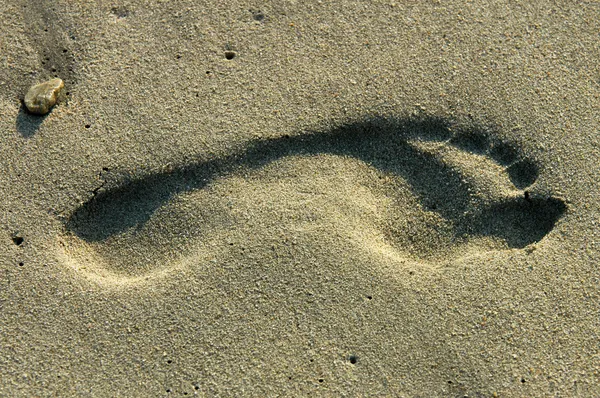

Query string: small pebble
24 78 64 115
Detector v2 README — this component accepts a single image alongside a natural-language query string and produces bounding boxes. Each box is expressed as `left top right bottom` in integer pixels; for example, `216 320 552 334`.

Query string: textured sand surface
1 1 599 396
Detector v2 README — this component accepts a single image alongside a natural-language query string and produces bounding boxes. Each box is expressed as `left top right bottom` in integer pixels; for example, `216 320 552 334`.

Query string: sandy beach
1 0 599 396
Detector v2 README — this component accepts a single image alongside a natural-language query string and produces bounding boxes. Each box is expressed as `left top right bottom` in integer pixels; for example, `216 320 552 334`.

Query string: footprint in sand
58 116 566 285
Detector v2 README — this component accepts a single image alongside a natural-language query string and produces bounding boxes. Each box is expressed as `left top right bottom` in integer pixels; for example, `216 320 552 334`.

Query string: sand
1 0 599 396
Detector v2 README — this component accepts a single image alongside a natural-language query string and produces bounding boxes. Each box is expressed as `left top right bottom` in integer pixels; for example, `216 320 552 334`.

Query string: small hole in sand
349 355 358 364
194 386 200 390
12 236 24 246
224 51 236 60
318 379 324 383
18 262 24 266
111 7 129 18
521 378 526 383
251 10 265 21
167 360 172 364
366 295 372 300
85 124 91 129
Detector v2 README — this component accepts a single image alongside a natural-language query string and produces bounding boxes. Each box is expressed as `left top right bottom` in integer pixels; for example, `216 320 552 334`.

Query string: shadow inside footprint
465 197 566 248
65 116 566 257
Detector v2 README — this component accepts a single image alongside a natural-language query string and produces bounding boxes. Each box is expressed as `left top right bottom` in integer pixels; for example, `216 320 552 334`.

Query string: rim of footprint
58 115 567 285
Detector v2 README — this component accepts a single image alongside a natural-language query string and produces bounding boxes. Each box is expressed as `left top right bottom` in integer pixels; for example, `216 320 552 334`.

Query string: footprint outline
61 115 567 280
